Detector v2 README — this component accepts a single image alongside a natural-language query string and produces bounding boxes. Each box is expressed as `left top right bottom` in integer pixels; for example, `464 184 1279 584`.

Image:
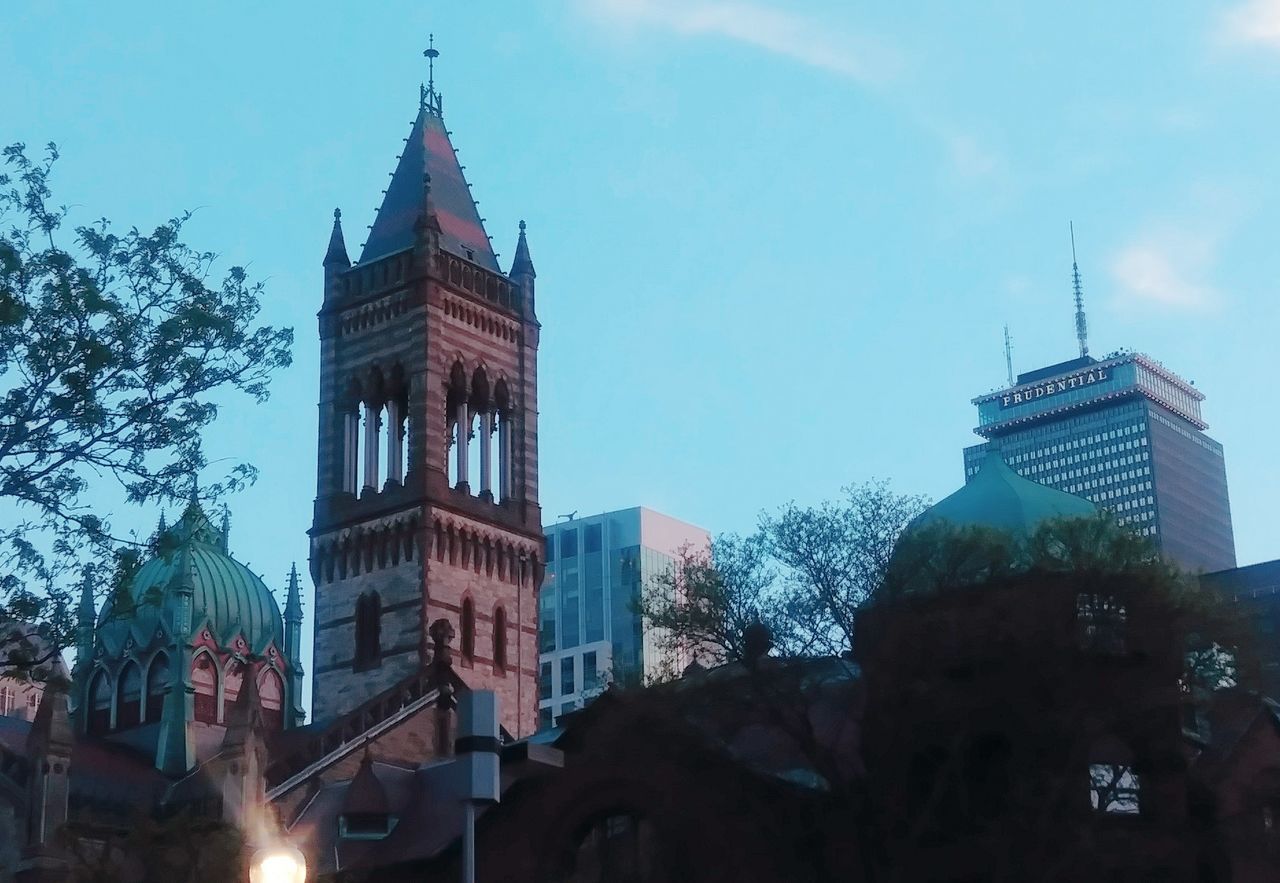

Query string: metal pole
463 800 476 883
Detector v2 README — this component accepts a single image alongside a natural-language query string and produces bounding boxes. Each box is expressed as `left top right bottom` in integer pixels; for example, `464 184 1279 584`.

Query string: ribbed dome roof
98 501 283 652
910 453 1096 538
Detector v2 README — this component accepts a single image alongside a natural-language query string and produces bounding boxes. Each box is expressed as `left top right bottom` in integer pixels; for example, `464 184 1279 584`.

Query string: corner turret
509 219 536 318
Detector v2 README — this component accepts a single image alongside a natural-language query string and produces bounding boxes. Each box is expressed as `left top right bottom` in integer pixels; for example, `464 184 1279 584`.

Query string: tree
57 808 246 883
639 480 928 666
0 142 293 675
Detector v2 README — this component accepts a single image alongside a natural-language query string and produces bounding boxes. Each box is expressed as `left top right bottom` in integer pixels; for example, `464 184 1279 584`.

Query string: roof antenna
1070 221 1089 358
1003 324 1015 387
421 34 442 116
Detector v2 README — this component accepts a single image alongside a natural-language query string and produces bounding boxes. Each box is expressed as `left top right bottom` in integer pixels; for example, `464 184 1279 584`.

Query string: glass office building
538 507 710 729
964 353 1235 573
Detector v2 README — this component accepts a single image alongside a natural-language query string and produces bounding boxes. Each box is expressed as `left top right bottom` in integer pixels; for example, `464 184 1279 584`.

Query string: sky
4 1 1280 704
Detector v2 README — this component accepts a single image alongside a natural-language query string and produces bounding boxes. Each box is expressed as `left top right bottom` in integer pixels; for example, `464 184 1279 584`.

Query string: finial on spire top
519 219 526 233
1070 221 1089 359
334 207 341 221
421 34 443 116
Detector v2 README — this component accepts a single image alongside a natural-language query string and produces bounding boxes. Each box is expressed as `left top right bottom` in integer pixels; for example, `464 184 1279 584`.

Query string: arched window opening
494 378 512 503
361 401 381 493
351 403 367 495
88 669 112 735
461 598 475 662
192 653 220 724
446 414 459 489
493 607 508 672
145 653 169 722
354 591 382 671
466 411 481 494
259 668 284 730
1089 736 1141 815
376 403 392 490
223 660 245 717
116 662 142 729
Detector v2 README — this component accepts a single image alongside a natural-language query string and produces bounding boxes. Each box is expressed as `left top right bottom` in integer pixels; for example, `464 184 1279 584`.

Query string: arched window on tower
116 661 142 729
461 597 475 663
192 652 220 724
145 652 169 722
88 670 112 734
354 591 382 671
493 606 507 673
259 667 284 730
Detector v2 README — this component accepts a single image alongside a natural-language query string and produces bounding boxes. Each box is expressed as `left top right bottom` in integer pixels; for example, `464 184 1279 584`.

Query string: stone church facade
308 75 544 738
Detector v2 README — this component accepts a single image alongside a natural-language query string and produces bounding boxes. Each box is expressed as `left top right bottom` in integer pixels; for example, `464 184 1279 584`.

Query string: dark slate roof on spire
324 208 351 268
509 219 535 278
360 108 499 271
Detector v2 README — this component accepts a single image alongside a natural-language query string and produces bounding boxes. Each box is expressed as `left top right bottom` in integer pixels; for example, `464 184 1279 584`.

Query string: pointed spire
74 567 96 681
155 676 195 775
421 34 443 118
26 681 72 757
222 666 264 751
284 563 303 623
509 219 536 279
219 504 230 554
1070 222 1089 359
156 510 168 537
324 207 351 269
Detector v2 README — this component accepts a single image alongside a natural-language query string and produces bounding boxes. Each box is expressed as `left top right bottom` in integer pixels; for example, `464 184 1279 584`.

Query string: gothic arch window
116 661 142 729
493 378 512 502
354 591 382 671
223 659 246 716
259 667 284 730
88 669 112 734
145 652 169 722
493 606 508 673
192 652 220 724
461 597 476 663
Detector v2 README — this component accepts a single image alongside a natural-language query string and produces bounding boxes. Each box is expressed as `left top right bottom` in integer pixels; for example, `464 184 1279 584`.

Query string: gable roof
360 107 498 271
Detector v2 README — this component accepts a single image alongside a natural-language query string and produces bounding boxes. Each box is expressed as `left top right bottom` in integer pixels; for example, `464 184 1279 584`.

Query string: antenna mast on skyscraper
1070 222 1089 358
1004 324 1014 387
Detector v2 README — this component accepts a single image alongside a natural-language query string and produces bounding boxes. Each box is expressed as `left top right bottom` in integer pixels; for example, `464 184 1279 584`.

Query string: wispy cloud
578 0 899 85
1109 229 1220 311
1219 0 1280 48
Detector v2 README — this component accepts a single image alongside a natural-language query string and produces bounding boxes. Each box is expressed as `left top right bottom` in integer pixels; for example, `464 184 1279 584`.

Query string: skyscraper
539 507 710 728
964 239 1235 573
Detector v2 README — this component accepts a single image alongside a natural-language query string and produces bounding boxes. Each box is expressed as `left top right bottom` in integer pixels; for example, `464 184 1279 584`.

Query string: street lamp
250 845 307 883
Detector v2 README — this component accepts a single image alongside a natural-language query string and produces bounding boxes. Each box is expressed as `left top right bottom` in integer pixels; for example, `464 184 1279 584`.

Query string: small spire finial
519 219 526 233
421 35 442 116
334 207 341 221
1070 221 1089 359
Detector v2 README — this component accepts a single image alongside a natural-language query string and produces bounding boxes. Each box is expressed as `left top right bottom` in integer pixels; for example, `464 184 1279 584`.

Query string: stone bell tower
309 57 544 737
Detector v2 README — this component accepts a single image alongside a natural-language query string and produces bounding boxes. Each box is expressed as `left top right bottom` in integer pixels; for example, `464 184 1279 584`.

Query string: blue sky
5 1 1280 696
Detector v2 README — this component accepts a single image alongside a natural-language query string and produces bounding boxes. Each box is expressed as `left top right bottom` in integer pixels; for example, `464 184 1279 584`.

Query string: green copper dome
98 502 284 653
910 453 1097 538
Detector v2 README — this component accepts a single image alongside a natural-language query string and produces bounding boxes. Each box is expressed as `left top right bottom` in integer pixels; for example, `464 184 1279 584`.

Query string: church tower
309 56 544 738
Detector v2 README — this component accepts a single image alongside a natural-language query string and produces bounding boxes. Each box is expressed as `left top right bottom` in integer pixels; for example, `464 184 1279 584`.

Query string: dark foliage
0 142 292 675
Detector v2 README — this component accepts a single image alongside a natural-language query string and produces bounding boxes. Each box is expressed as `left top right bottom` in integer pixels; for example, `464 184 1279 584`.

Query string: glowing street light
250 845 307 883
